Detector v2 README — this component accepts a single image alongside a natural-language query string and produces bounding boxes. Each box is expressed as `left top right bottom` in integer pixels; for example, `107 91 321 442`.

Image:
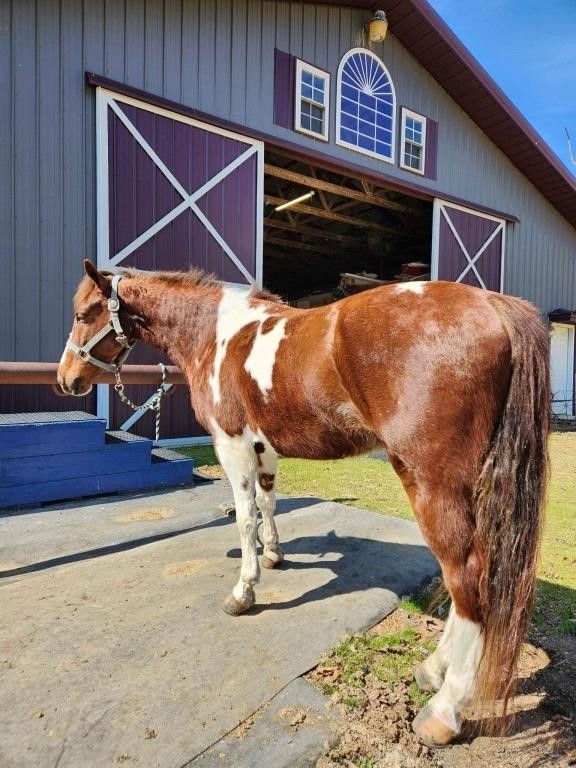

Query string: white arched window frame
336 48 396 164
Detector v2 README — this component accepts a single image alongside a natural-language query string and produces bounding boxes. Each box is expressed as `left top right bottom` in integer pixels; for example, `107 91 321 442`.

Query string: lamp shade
369 11 388 43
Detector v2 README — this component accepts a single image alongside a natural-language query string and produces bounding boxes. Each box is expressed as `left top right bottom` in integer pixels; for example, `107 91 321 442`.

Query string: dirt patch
114 507 175 522
162 559 211 578
311 609 576 768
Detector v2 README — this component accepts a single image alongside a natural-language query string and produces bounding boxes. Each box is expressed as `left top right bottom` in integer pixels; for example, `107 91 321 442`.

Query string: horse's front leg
214 438 260 616
255 446 284 569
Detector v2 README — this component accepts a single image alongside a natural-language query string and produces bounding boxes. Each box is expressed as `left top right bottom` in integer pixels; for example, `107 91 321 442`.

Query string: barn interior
262 149 433 306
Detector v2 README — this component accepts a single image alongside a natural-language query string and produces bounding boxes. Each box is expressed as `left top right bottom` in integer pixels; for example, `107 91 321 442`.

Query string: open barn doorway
262 150 433 306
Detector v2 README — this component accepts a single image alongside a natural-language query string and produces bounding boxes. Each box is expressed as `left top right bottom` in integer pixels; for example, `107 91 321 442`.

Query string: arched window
336 48 396 162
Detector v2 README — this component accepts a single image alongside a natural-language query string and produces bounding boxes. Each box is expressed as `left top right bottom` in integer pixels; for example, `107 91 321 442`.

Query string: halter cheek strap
65 274 136 372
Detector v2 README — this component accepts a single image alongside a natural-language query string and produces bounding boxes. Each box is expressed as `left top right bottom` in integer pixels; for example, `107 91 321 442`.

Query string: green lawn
177 431 575 635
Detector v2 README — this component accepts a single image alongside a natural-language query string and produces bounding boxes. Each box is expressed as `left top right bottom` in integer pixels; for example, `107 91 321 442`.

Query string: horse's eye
75 313 85 322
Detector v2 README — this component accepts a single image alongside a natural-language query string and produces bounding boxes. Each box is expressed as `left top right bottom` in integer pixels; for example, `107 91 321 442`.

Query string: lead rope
114 362 167 442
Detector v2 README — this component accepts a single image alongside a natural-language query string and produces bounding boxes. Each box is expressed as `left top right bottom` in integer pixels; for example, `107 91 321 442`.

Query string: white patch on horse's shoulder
244 318 287 398
395 282 427 294
209 286 269 404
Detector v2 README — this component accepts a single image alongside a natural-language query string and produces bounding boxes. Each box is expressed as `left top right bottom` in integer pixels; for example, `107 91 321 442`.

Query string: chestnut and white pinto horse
58 260 549 746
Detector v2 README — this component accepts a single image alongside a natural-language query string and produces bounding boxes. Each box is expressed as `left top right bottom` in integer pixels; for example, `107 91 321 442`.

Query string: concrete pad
190 677 344 768
0 489 438 768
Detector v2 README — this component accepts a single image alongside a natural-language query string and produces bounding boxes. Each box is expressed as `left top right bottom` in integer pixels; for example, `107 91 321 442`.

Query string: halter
65 274 135 372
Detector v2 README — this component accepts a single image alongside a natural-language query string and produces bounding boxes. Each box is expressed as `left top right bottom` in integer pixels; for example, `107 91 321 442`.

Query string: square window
376 112 392 130
359 91 376 110
340 127 357 144
376 141 392 158
400 108 426 174
342 83 357 101
341 97 358 118
359 133 375 152
295 59 330 141
359 119 375 138
341 112 358 132
359 105 375 123
376 127 391 143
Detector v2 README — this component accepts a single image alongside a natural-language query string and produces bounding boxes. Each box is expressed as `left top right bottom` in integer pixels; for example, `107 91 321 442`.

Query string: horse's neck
122 276 220 366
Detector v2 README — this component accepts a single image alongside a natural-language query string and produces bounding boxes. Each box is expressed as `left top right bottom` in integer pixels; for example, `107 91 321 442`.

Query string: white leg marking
213 431 260 604
255 448 281 564
419 604 456 689
426 613 483 733
395 282 426 294
244 318 287 398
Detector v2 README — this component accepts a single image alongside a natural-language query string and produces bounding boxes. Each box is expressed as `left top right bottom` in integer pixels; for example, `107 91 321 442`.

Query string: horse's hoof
412 706 459 748
221 592 255 616
261 548 284 569
414 663 442 692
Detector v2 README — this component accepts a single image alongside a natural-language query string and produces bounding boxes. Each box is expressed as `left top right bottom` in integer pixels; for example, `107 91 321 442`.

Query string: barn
2 0 576 444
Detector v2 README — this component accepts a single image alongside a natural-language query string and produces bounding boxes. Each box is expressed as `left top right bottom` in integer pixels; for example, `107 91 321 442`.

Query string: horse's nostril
69 378 83 395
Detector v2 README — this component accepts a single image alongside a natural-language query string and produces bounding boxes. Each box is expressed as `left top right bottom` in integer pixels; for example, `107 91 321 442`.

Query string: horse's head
57 260 134 396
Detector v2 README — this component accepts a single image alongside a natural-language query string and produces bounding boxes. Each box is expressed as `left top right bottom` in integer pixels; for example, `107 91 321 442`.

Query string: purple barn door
432 201 505 291
96 89 263 441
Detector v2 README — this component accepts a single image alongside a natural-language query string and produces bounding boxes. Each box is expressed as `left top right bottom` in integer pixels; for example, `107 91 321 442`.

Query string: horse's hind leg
214 436 260 616
254 447 284 569
416 508 484 745
392 464 484 746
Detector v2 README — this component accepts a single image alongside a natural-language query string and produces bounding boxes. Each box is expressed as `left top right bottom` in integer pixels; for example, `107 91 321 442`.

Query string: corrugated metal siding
2 0 575 379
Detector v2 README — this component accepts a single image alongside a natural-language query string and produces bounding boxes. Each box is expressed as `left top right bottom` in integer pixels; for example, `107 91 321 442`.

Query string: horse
58 259 550 747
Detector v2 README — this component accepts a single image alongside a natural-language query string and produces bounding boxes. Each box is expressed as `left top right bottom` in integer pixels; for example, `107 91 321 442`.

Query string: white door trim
550 322 575 417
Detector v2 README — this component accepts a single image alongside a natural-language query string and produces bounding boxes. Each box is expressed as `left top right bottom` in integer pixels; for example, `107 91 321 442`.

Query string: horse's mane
77 266 284 304
135 267 284 304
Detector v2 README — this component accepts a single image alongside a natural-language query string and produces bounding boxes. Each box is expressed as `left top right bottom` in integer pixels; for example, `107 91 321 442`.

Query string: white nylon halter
65 274 135 372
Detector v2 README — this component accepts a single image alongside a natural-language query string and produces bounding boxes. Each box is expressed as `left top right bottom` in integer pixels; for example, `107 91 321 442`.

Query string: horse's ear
84 259 112 297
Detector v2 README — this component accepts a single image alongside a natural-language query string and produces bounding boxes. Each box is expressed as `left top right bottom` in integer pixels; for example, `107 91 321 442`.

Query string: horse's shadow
226 525 438 613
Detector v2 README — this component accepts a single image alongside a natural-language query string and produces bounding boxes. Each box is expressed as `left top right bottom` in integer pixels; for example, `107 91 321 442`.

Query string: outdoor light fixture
274 191 315 212
367 10 388 43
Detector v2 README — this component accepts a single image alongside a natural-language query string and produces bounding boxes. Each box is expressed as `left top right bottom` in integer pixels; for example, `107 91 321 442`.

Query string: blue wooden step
0 450 194 509
0 430 152 488
0 412 195 509
0 411 106 460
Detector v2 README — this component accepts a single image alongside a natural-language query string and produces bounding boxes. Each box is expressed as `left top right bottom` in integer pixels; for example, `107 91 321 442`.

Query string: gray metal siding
2 0 576 370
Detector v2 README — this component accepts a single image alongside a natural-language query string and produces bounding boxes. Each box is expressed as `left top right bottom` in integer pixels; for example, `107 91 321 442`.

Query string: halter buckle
116 333 130 349
108 298 120 312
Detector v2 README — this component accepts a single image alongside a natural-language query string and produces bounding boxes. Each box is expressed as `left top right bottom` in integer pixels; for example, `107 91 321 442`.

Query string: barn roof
294 0 576 229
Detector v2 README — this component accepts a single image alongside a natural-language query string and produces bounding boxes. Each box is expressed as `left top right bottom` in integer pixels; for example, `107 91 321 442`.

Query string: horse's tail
474 293 550 727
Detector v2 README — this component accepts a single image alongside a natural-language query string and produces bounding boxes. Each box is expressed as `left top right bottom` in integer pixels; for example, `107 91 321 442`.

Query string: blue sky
426 0 576 176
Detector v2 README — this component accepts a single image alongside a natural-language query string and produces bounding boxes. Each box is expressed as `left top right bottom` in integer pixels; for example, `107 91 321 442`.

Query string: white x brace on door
95 87 264 441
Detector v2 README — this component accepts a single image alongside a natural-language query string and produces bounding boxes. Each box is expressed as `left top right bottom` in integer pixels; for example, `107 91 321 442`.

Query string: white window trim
294 59 330 142
335 47 396 165
400 107 426 175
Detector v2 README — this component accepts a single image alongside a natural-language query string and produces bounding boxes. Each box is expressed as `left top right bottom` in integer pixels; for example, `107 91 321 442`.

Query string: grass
317 627 435 708
176 431 576 637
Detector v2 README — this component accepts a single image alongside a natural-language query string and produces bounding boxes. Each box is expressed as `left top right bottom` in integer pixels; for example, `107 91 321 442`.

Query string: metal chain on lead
113 362 167 442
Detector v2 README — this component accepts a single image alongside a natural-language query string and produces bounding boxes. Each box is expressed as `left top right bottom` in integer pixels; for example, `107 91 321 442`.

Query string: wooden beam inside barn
264 163 416 214
264 196 401 234
264 218 365 247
